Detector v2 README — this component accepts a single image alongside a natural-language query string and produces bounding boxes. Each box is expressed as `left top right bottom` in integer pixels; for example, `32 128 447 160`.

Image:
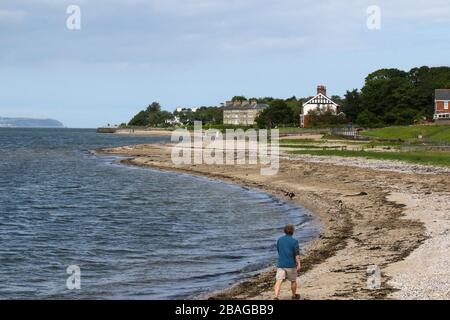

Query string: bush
355 109 383 128
256 100 296 128
307 106 348 127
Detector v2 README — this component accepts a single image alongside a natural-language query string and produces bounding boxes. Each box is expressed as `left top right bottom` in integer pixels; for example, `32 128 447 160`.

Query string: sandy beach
100 142 450 300
113 128 174 136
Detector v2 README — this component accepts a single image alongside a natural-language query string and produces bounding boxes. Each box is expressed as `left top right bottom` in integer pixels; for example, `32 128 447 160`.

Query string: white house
175 107 199 113
300 85 340 127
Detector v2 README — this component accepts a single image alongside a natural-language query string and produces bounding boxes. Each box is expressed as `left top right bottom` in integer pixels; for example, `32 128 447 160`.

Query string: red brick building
434 89 450 123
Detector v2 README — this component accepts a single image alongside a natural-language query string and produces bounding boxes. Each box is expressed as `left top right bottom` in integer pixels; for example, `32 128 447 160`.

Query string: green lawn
281 144 347 149
281 139 401 147
362 125 450 144
290 149 450 167
278 127 330 134
280 139 328 144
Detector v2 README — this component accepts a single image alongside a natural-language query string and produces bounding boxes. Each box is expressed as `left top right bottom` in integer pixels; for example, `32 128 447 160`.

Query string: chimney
317 85 327 96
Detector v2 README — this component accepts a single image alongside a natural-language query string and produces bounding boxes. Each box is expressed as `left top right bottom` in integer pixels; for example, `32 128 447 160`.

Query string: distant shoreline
97 127 174 136
0 117 64 128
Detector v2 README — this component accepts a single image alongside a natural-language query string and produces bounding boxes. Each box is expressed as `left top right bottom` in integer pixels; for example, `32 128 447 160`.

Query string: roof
435 89 450 101
303 93 339 107
224 103 269 111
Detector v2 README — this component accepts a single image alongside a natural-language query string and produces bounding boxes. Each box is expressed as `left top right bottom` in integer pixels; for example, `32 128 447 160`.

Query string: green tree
307 106 347 127
146 102 162 113
285 97 302 126
174 106 223 126
341 89 361 121
231 96 247 102
128 101 173 127
256 99 294 128
128 110 149 126
357 66 450 126
355 109 382 127
360 69 410 117
193 106 223 124
148 110 173 127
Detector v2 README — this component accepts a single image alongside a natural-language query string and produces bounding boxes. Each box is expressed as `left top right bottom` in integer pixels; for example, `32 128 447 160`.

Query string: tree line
342 67 450 127
128 102 223 127
127 66 450 128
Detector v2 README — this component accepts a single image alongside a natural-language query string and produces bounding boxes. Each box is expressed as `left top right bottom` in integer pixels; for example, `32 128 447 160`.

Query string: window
445 101 449 110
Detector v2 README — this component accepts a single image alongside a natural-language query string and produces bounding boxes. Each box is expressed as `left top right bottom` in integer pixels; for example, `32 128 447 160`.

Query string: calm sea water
0 128 320 300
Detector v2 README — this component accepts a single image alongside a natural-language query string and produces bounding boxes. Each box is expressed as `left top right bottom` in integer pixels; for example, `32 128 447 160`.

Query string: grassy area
278 127 330 134
281 139 401 147
280 138 328 144
362 125 450 144
281 144 348 149
290 149 450 167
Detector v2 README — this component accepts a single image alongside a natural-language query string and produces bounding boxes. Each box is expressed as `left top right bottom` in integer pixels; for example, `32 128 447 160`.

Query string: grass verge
361 125 450 144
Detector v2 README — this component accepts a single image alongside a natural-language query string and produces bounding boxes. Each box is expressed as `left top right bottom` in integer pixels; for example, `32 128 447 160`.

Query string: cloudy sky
0 0 449 127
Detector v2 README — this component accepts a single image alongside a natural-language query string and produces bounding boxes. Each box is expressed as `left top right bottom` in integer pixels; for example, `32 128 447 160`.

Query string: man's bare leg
291 281 297 297
274 280 284 299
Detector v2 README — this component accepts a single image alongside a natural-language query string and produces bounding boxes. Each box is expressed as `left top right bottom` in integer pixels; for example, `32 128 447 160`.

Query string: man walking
274 224 301 300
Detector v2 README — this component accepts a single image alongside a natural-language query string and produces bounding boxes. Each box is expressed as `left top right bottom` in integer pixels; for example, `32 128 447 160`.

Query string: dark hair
284 224 295 236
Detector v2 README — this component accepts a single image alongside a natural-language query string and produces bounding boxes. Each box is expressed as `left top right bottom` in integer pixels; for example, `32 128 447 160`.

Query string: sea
0 128 320 299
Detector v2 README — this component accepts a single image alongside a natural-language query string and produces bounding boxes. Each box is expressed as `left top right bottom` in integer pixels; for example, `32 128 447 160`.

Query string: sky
0 0 449 128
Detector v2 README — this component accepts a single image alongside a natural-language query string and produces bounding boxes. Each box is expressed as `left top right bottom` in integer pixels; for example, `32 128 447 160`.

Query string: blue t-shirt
277 235 300 268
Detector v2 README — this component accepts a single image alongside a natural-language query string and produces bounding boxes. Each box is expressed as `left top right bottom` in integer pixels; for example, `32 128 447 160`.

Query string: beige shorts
276 268 297 282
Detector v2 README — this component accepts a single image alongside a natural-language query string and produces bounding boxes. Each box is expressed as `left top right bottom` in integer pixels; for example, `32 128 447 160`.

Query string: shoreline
113 128 174 136
99 143 450 300
115 158 324 300
116 157 343 300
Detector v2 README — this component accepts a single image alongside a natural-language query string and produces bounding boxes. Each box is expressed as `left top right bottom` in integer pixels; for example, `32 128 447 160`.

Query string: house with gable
300 85 340 128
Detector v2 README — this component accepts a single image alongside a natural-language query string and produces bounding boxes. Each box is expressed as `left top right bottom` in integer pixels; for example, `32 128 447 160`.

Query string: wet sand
99 143 450 300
